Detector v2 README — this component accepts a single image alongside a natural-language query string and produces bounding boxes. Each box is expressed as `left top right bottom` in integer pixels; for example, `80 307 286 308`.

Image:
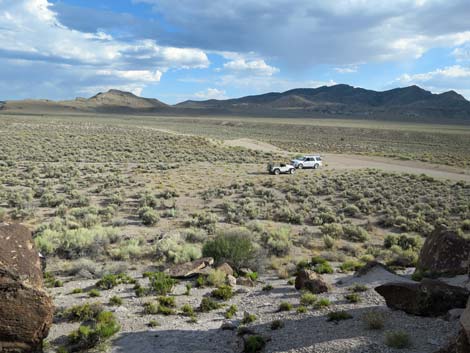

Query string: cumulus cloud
0 0 209 99
395 65 470 98
334 65 359 74
223 59 279 76
135 0 470 68
194 88 227 100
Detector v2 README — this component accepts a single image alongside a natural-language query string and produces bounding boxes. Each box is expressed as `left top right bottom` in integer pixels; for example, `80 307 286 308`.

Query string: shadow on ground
110 306 450 353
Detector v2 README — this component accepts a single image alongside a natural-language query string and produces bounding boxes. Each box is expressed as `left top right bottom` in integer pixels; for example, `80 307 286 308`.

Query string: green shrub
322 235 336 249
109 296 123 306
314 298 331 309
206 269 227 287
88 289 101 297
158 296 176 307
199 297 222 312
139 208 160 226
343 225 369 242
327 310 353 322
270 320 284 330
157 305 175 316
300 292 317 306
262 284 273 292
68 311 120 349
362 311 385 330
148 319 160 327
211 285 233 300
146 272 177 295
350 284 368 292
96 273 135 290
264 227 292 256
278 302 292 312
143 302 159 315
202 228 257 270
320 223 343 238
244 335 266 353
242 312 257 324
180 304 195 317
314 262 333 274
385 330 412 349
340 260 364 272
297 306 307 313
225 304 238 319
345 293 361 303
70 288 83 294
63 303 103 322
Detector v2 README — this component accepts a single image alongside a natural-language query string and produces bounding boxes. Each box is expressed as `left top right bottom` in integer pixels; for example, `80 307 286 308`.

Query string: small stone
226 274 237 287
220 321 237 330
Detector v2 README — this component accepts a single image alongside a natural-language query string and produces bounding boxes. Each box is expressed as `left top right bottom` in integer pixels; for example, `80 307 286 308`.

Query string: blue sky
0 0 469 103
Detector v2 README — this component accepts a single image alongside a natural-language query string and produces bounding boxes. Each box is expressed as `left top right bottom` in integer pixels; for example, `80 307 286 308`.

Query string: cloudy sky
0 0 469 103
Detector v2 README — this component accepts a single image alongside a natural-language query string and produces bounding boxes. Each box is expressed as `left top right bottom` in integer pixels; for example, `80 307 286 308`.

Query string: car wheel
274 169 280 175
297 164 303 169
289 168 295 174
313 164 319 169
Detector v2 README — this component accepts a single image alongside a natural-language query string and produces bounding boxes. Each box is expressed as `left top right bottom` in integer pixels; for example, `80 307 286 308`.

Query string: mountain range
1 85 469 123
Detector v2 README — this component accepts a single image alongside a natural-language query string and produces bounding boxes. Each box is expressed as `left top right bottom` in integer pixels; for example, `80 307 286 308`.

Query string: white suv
291 155 323 169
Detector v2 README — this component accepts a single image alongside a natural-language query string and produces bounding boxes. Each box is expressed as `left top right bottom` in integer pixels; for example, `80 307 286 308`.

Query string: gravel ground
44 267 460 353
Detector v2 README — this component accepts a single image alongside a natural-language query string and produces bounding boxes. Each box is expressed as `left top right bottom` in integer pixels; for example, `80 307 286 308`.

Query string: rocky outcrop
165 257 214 278
0 223 54 353
295 269 330 293
435 299 470 353
216 263 234 277
375 279 469 317
417 227 470 277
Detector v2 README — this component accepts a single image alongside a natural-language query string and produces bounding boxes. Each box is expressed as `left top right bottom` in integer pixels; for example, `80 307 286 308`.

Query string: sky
0 0 469 104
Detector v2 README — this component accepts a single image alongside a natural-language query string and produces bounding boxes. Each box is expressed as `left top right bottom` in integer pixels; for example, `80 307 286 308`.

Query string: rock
164 257 214 278
238 268 253 276
216 263 234 276
220 321 237 330
76 268 95 279
226 275 237 287
295 269 329 293
461 298 470 343
236 277 255 287
417 227 470 277
434 330 470 353
375 279 469 316
0 223 54 353
446 308 465 321
356 261 395 277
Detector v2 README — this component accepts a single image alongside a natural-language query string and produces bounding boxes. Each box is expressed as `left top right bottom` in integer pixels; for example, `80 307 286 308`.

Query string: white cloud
334 65 359 73
136 0 470 67
0 0 210 98
97 69 163 83
395 65 470 98
223 59 279 76
194 88 227 100
217 75 336 93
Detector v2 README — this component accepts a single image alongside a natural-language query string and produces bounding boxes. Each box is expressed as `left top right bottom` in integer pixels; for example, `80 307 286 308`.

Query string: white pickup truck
290 155 323 169
267 162 296 175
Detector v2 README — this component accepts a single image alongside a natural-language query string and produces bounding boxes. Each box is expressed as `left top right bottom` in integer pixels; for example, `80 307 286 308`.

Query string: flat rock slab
165 257 214 278
376 279 469 317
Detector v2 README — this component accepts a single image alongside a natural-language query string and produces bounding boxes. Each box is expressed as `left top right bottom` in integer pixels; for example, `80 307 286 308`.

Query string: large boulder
165 257 214 278
0 223 54 353
375 279 469 316
295 269 330 294
417 227 470 277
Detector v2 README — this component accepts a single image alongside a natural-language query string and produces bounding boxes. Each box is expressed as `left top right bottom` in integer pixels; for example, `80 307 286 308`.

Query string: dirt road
223 138 470 182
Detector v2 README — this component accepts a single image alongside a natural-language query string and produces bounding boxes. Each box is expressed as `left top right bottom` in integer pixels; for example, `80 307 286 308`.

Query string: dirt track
223 138 470 182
